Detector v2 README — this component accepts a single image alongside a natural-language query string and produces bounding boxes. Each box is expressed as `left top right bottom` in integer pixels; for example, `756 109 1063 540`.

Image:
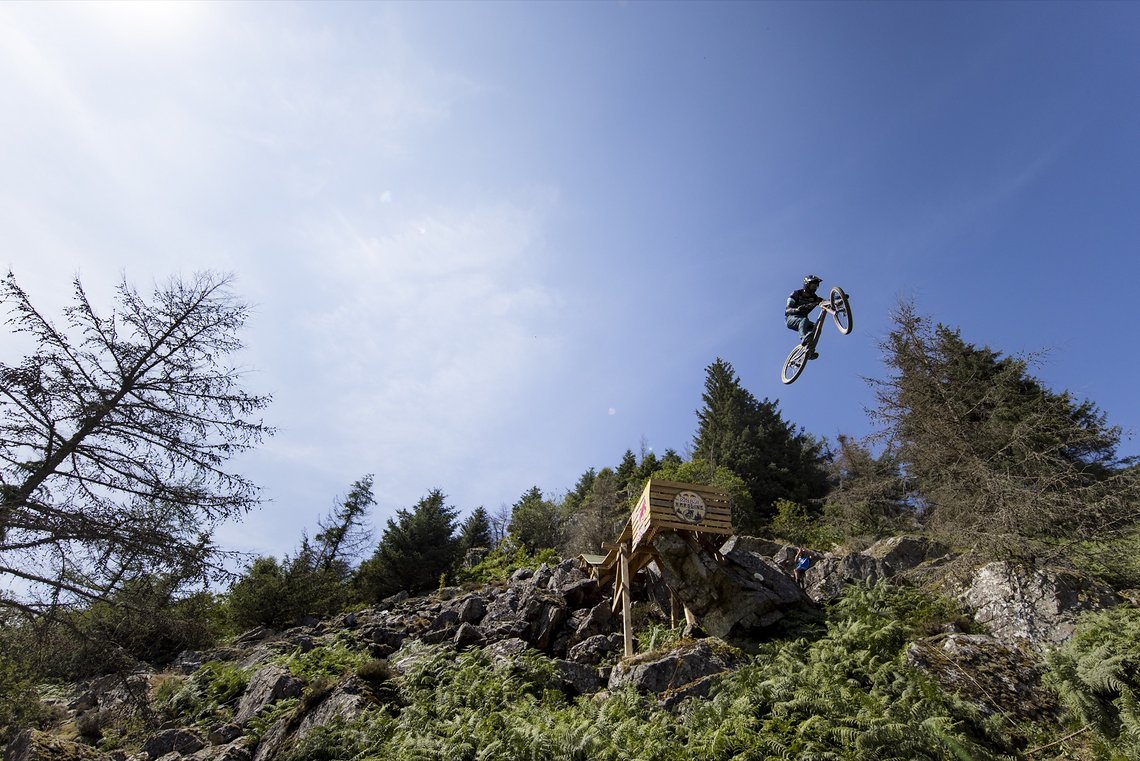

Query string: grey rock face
3 729 113 761
652 533 809 638
142 728 207 759
906 633 1061 723
797 536 951 603
567 633 624 665
188 741 252 761
453 622 486 649
554 660 605 696
962 561 1121 651
608 639 746 697
454 595 487 624
484 637 530 666
232 666 303 726
865 535 950 575
252 678 373 761
804 553 887 602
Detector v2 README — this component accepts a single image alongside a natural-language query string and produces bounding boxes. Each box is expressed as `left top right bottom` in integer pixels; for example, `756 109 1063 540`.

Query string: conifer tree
822 435 909 539
355 489 460 599
0 271 271 620
507 486 561 551
314 474 376 572
561 468 597 514
870 301 1139 554
692 358 830 530
561 468 623 555
458 506 493 552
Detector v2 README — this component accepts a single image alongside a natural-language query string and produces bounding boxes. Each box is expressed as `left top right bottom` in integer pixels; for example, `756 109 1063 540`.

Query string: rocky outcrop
650 533 810 639
142 728 207 758
8 533 1132 761
608 639 747 708
252 677 374 761
3 730 112 761
232 666 303 726
962 561 1121 651
803 552 888 602
865 535 950 574
906 633 1062 723
803 535 949 602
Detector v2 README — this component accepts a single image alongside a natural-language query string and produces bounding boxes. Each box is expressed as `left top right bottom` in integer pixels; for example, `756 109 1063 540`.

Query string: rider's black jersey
785 288 820 318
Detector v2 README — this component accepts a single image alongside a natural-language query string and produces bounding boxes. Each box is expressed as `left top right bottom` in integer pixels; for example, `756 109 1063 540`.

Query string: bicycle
780 286 853 384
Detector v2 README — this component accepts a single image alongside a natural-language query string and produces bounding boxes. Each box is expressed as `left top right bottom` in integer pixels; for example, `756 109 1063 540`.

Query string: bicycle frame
780 286 852 385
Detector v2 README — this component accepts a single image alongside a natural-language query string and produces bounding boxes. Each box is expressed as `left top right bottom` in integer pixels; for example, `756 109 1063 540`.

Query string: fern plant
156 660 250 725
1046 605 1140 758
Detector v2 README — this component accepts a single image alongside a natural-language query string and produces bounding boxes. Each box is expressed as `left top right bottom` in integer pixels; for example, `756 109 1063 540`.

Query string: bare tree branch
0 270 273 617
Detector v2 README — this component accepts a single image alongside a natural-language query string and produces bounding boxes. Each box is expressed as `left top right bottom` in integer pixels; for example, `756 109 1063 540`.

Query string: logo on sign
673 491 707 524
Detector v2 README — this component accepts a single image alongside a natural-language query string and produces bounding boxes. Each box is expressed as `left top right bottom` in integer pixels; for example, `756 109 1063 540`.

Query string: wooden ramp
590 479 733 656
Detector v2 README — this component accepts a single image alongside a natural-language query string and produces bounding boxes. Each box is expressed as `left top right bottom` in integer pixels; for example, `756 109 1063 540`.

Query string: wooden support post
620 543 634 658
684 605 697 627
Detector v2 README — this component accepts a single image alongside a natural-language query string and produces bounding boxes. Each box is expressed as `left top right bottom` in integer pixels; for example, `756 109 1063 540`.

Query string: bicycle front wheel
830 287 853 335
781 343 810 384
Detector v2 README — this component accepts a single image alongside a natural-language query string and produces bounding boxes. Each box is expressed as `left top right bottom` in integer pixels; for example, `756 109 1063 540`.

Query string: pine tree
692 358 830 530
458 506 493 552
562 468 597 514
870 301 1139 554
355 489 460 599
822 436 909 540
507 486 561 551
561 468 623 555
314 474 376 573
0 271 271 619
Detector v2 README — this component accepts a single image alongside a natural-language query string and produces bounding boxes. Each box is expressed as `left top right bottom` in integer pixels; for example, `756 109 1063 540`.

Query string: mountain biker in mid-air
786 274 823 359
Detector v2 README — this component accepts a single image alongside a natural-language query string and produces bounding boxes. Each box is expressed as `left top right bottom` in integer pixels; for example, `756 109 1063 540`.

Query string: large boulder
3 730 112 761
906 633 1062 724
608 639 746 700
188 742 252 761
233 666 303 726
142 728 207 758
803 553 887 602
800 536 952 602
567 633 624 665
479 584 568 653
252 677 374 761
651 533 809 639
864 535 949 575
962 561 1121 651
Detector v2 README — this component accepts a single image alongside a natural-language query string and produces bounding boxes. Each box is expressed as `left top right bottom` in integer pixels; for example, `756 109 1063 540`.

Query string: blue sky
1 1 1137 561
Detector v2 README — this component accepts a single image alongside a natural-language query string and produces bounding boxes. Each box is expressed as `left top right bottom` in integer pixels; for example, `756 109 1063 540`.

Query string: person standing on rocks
794 548 811 589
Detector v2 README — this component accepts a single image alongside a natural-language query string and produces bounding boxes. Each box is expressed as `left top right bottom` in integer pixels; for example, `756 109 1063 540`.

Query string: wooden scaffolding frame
584 479 733 657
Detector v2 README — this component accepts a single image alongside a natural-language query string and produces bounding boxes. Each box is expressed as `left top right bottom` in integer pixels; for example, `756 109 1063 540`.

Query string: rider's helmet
803 274 822 291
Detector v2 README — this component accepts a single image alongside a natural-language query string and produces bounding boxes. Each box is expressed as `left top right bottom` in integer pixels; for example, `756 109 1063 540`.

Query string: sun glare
84 0 207 42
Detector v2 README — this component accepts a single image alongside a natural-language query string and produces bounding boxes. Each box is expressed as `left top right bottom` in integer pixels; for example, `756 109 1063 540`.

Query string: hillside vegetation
2 273 1139 759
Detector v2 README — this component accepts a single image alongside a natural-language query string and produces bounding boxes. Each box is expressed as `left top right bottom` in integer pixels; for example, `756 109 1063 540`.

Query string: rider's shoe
809 352 820 360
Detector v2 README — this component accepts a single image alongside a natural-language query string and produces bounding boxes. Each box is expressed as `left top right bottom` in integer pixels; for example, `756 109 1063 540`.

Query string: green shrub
768 498 842 549
275 638 371 683
15 580 225 681
636 623 686 656
0 651 45 743
1064 528 1140 589
457 542 559 584
226 556 350 632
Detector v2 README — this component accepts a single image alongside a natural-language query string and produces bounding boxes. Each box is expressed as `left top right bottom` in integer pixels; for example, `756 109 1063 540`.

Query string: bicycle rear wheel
781 343 810 384
830 287 853 335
